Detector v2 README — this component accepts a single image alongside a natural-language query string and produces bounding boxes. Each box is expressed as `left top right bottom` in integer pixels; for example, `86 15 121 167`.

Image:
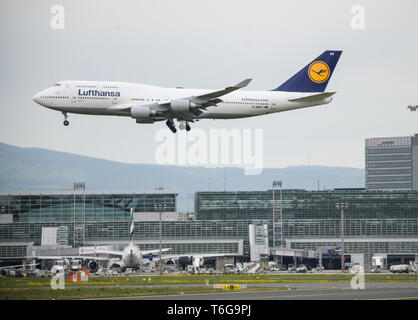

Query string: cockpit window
53 83 61 86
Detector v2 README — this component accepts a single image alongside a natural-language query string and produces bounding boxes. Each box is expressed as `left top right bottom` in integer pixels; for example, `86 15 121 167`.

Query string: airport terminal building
1 188 418 269
0 190 245 263
195 189 418 268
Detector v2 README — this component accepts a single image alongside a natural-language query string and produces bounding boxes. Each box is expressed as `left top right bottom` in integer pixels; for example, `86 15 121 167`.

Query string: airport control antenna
408 105 417 111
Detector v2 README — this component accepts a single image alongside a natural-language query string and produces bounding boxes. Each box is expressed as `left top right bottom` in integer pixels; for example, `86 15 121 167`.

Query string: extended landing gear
62 112 69 126
166 120 177 133
167 120 192 133
178 121 191 132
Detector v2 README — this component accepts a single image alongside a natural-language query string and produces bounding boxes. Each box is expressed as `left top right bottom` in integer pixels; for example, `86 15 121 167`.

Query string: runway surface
106 282 418 300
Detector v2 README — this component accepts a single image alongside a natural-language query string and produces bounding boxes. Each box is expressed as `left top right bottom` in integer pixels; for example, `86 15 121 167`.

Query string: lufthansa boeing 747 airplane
33 50 342 133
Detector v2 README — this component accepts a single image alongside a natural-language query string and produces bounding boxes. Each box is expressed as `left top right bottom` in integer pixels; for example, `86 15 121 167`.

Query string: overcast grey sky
0 0 417 169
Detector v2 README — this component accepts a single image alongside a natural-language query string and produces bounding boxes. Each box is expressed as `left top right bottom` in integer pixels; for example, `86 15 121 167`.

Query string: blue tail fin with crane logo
273 50 342 92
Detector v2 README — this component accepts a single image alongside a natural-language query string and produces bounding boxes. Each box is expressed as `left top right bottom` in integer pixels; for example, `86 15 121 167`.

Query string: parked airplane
27 208 234 273
92 208 171 271
92 209 236 271
33 50 342 133
29 209 170 273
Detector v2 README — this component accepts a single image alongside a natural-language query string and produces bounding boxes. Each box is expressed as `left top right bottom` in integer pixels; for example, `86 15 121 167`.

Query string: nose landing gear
62 112 69 126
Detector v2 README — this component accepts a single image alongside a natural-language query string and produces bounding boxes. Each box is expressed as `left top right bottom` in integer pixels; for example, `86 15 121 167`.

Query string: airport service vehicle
33 50 342 133
70 259 82 271
390 264 409 273
268 262 281 271
288 264 296 272
372 256 384 273
296 265 308 273
94 269 105 276
0 262 39 277
50 260 67 275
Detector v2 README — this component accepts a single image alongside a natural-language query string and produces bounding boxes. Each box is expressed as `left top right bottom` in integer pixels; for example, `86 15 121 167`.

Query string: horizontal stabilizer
288 92 336 102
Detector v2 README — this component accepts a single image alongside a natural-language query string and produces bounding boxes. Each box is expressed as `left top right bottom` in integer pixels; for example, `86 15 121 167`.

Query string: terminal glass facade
0 191 177 223
195 189 418 266
0 191 256 259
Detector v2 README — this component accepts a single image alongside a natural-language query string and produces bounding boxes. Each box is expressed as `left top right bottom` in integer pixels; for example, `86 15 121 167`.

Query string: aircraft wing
34 255 110 261
0 263 39 269
92 250 125 257
142 248 171 255
161 253 238 260
168 78 252 120
126 79 252 121
190 78 252 104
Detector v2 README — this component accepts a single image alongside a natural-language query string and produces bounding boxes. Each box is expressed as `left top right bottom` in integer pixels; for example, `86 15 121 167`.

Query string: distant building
365 133 418 191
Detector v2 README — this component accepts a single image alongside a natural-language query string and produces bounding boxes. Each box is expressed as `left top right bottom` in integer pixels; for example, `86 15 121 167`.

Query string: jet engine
87 260 98 272
170 99 200 112
0 269 9 277
130 106 157 119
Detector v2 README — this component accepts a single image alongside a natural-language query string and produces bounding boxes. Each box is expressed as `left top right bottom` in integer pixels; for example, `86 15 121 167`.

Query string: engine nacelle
131 106 157 119
87 260 98 272
170 99 200 112
136 119 155 124
0 269 8 277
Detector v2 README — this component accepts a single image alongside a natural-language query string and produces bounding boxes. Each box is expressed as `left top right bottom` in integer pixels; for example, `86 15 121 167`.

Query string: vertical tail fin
129 208 134 243
273 50 342 92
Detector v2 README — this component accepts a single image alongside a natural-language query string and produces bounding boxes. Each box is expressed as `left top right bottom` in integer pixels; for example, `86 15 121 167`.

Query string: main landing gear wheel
62 112 69 126
166 120 177 133
179 121 191 132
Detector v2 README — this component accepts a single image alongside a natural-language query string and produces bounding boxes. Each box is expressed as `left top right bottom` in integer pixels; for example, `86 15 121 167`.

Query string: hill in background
0 142 365 211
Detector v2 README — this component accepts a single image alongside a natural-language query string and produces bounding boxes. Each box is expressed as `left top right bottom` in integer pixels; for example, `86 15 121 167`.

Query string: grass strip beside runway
0 286 291 300
1 273 417 289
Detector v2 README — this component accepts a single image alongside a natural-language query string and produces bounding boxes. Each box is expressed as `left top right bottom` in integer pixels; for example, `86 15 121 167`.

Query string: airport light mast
154 203 166 275
336 202 349 273
273 180 283 265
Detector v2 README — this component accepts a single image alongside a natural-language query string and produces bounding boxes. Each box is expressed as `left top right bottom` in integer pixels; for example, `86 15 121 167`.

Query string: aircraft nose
33 92 41 104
